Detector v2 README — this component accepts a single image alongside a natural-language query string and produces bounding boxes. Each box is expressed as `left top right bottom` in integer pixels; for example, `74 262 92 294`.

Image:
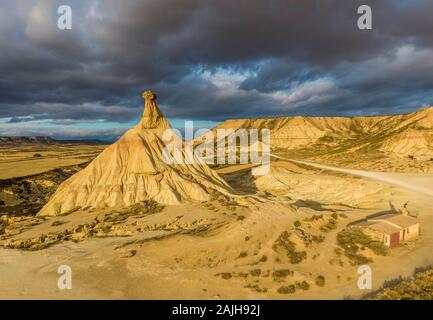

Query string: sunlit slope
213 107 433 160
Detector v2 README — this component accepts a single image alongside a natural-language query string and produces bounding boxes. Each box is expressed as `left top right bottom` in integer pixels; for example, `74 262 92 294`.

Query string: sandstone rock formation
38 91 231 216
213 106 433 159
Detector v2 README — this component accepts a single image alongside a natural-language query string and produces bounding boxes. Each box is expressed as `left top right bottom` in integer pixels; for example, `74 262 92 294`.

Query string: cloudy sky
1 0 433 141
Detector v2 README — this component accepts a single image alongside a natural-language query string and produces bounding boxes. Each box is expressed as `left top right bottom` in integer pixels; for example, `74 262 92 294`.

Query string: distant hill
212 106 433 161
0 136 106 146
56 139 107 145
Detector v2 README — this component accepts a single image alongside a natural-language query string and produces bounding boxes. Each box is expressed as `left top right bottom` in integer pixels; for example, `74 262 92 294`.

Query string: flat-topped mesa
140 90 171 130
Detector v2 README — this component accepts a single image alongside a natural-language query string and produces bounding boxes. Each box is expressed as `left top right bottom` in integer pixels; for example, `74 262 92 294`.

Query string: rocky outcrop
38 91 231 216
213 107 433 159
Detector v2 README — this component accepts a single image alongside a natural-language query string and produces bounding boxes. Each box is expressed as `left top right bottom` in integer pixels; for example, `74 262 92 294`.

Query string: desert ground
0 144 432 299
1 97 433 300
0 144 106 180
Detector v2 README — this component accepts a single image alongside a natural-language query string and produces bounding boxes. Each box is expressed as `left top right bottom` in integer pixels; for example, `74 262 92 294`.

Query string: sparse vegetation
3 199 168 250
277 285 296 294
2 108 433 299
216 272 232 280
312 235 325 243
304 214 323 222
250 269 261 277
258 255 267 263
238 251 248 258
319 218 337 233
235 272 249 278
336 228 388 265
245 284 268 293
367 241 389 256
227 200 239 207
366 266 433 300
273 231 307 264
315 275 326 287
272 269 294 280
295 281 310 290
0 162 89 216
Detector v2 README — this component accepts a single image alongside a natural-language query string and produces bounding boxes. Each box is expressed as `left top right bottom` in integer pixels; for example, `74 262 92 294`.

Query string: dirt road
271 155 433 197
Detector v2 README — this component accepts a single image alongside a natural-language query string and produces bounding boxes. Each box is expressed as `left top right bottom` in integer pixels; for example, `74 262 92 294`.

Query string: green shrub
305 214 323 222
245 284 268 293
337 228 370 249
345 252 372 265
290 251 307 264
315 275 326 287
238 251 248 258
227 200 238 206
277 285 296 294
312 235 325 243
337 228 388 258
272 231 307 264
296 281 310 290
236 272 249 278
216 273 232 280
250 269 261 277
272 269 294 278
367 268 433 300
320 219 338 232
367 241 389 256
294 220 302 228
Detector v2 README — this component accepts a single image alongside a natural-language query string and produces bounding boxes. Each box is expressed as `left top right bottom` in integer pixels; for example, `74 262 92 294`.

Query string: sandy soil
0 145 106 179
272 155 433 197
1 152 432 299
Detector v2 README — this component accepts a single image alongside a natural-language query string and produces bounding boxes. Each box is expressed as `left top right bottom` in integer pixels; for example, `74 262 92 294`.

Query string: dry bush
315 275 326 287
336 228 388 265
277 285 296 294
273 231 307 264
272 269 294 279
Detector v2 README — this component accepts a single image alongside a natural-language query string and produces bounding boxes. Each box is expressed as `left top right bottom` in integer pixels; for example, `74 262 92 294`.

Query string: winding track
271 154 433 197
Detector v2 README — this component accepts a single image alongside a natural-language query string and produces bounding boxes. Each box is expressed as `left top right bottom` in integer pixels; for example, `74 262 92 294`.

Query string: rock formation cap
141 90 169 129
142 90 157 102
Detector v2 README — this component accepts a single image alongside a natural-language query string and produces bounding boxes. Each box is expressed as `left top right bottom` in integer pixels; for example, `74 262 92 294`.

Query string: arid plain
1 97 433 299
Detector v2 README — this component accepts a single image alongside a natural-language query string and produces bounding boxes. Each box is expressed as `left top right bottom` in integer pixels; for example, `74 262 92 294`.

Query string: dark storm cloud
1 0 433 139
0 102 138 122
